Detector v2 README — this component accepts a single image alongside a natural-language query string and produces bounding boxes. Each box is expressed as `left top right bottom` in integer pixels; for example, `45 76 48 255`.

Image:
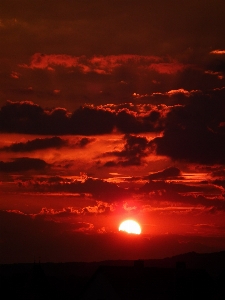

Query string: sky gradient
1 0 225 263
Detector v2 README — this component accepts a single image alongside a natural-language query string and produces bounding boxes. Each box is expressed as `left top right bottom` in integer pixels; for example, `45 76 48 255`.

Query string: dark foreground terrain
1 251 225 299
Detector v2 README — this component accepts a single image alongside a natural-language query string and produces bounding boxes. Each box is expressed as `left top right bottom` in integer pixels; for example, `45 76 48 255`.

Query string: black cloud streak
0 157 48 172
163 192 225 212
1 136 68 152
19 177 128 202
140 180 221 196
147 167 182 180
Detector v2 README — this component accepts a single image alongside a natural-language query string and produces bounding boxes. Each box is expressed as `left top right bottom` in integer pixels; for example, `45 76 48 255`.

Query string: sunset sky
1 0 225 264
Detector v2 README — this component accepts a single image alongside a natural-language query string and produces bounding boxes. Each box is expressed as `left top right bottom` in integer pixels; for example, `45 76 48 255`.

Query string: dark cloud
73 137 95 148
71 106 137 135
70 106 115 135
1 136 68 152
0 101 104 135
207 53 225 74
150 91 225 164
104 134 150 167
0 101 72 135
116 110 144 133
116 109 164 133
44 107 71 135
0 157 48 172
0 100 44 133
147 167 182 180
0 101 165 135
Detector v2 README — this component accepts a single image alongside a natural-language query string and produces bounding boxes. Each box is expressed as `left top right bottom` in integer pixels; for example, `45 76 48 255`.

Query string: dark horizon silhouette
1 250 225 299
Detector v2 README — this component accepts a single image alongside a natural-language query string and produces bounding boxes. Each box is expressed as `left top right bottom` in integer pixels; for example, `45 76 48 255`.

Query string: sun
119 220 141 234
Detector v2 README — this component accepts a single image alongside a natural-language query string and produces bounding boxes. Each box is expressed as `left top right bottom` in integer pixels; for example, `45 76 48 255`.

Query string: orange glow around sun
119 220 141 234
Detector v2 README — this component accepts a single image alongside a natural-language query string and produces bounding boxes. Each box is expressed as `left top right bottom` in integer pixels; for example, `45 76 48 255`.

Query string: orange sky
1 0 225 263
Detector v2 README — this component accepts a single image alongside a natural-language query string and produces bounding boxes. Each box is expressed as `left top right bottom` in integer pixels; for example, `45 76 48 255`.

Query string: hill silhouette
1 251 225 299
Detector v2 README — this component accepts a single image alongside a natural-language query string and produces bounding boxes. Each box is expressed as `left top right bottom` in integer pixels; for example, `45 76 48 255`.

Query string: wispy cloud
21 53 162 74
210 50 225 55
1 136 68 152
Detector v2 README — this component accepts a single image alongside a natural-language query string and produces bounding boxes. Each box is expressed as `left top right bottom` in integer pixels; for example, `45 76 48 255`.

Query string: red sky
1 0 225 263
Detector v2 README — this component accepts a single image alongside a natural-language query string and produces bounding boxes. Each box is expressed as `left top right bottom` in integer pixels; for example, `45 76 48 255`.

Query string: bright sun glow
119 220 141 234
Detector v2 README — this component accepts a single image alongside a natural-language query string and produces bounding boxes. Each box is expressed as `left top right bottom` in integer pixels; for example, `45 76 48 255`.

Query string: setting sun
119 220 141 234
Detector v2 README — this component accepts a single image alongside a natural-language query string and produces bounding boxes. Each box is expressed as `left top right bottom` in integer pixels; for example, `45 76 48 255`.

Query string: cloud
167 88 193 96
149 62 185 74
0 100 46 134
1 136 68 152
140 179 222 196
70 106 115 135
0 101 106 135
205 70 224 80
140 184 225 211
1 89 225 167
115 108 164 133
210 50 225 55
104 134 150 167
22 53 80 70
22 53 162 74
35 201 113 220
0 100 168 135
115 110 144 133
212 180 225 189
194 223 215 229
210 169 225 179
147 167 182 180
10 71 20 79
73 137 95 148
132 89 201 106
0 101 60 134
207 56 225 74
0 101 115 135
0 157 48 172
149 90 225 164
18 177 129 202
